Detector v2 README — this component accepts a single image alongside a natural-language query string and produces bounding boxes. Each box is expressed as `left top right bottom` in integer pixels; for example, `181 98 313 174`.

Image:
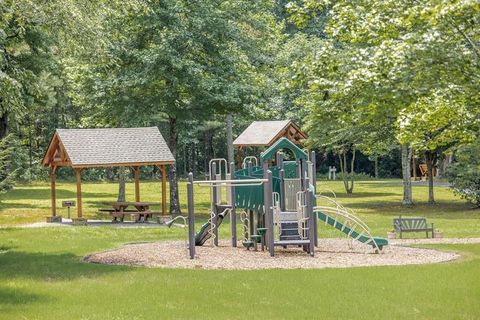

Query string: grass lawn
0 180 479 319
0 227 479 319
1 179 479 238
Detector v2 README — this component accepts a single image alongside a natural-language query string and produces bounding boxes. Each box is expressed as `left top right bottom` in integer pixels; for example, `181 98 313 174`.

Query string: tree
0 134 16 193
284 0 480 202
447 138 480 208
85 1 275 213
397 90 478 203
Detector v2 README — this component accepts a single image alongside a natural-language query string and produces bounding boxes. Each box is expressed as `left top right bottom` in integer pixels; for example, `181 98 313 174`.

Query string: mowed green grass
0 227 479 319
0 180 479 319
1 179 479 238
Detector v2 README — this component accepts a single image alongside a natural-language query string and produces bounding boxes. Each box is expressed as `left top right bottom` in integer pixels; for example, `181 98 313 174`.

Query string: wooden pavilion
233 120 307 166
42 127 175 223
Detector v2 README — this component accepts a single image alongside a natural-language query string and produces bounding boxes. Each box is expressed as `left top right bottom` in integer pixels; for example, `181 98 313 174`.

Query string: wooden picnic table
101 202 162 222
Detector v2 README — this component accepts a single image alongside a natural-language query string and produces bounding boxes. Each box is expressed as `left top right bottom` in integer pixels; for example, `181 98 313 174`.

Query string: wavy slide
316 211 388 251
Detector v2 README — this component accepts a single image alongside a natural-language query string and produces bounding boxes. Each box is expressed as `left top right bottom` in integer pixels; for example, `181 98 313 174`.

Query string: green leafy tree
398 90 478 203
0 135 16 192
285 0 480 201
446 138 480 207
84 0 276 212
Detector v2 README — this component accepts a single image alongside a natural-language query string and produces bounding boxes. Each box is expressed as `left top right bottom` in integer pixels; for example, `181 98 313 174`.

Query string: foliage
447 138 480 207
0 0 479 208
284 0 480 199
0 134 16 192
397 89 477 153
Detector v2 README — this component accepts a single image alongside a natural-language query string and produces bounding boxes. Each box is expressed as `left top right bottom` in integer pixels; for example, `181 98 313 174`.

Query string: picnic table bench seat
393 216 434 239
98 202 165 223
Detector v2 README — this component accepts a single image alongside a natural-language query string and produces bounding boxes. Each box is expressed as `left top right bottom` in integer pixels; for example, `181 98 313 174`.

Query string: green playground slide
195 214 226 246
316 211 388 250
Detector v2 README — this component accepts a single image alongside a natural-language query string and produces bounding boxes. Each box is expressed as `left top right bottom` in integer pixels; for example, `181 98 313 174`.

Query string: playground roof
42 127 175 168
233 120 306 147
260 137 308 161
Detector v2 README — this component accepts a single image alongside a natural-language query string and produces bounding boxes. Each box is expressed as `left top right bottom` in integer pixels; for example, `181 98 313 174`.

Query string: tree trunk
437 154 453 178
203 131 208 175
168 116 181 214
191 142 196 177
0 112 8 140
338 148 355 194
401 144 413 205
374 157 379 179
117 167 126 202
425 150 436 204
226 114 234 167
347 148 355 193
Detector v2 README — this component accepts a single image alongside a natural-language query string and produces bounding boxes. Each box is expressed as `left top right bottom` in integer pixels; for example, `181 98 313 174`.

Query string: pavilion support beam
51 167 57 216
134 166 140 202
46 166 62 223
160 165 167 215
75 168 85 223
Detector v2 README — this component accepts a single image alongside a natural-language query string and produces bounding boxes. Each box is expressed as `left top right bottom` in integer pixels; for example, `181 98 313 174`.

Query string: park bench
393 216 434 239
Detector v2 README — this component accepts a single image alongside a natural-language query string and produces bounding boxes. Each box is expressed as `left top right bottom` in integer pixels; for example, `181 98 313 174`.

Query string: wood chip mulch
84 238 471 270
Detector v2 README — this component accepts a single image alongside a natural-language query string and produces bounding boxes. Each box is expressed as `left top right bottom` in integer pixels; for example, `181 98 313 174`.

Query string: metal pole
230 162 237 247
265 170 274 257
279 169 286 212
311 151 317 192
276 151 284 169
311 151 318 247
187 172 195 259
248 160 255 239
263 164 269 249
306 189 315 257
211 162 219 246
265 170 275 257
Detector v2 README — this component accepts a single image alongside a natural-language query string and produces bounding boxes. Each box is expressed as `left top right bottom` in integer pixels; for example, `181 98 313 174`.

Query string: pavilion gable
233 120 306 148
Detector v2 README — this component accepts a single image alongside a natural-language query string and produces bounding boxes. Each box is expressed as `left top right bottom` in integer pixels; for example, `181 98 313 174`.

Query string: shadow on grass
5 188 113 201
338 201 480 219
0 286 45 307
0 202 38 210
333 192 398 198
0 250 128 282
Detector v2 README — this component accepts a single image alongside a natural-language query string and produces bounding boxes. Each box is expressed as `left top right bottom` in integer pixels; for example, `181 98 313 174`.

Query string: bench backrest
393 218 428 230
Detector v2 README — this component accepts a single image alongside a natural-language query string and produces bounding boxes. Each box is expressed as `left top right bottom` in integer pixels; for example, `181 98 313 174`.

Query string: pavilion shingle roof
45 127 175 167
233 120 305 147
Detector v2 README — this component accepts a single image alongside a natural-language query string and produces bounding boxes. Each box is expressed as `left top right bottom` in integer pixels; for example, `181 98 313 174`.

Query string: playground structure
183 123 388 259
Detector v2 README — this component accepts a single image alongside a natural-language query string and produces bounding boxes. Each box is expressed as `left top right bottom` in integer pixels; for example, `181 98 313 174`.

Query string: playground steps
279 221 301 241
274 239 310 246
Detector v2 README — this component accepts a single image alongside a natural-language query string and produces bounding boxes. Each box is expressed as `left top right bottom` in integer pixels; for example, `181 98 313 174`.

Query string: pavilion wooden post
160 165 167 215
46 166 62 222
134 166 140 202
50 167 57 216
75 168 83 219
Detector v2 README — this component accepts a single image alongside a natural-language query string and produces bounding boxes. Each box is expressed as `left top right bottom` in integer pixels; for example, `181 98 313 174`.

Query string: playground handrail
193 178 268 187
296 191 309 239
315 194 369 229
313 194 380 252
242 156 258 168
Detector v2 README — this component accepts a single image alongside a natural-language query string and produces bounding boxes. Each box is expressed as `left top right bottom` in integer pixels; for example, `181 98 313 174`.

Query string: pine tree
0 135 16 192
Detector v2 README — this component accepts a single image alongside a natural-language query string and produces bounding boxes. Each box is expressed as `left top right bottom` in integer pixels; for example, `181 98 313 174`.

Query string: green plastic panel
260 137 308 162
